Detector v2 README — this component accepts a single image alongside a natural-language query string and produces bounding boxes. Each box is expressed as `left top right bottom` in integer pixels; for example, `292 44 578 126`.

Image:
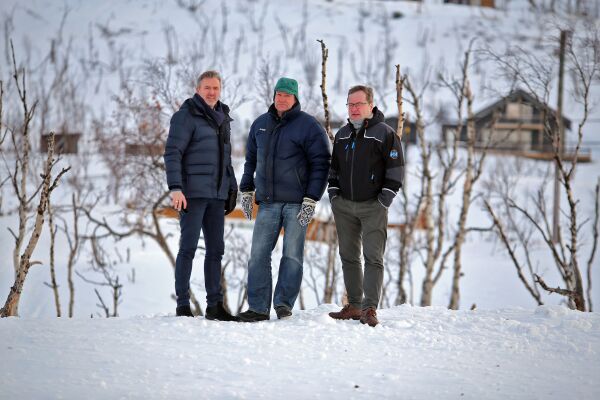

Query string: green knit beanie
274 77 299 99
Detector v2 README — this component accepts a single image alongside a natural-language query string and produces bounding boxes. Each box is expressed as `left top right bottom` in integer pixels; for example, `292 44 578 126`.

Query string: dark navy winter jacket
163 94 237 200
239 102 331 204
328 107 404 207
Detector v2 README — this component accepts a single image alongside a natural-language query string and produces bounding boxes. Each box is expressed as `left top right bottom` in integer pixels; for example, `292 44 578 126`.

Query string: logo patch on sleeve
390 150 399 159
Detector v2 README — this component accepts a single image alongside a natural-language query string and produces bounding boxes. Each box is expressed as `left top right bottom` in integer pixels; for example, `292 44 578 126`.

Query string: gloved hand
297 197 317 227
327 187 339 203
241 191 254 220
225 189 238 216
377 188 396 209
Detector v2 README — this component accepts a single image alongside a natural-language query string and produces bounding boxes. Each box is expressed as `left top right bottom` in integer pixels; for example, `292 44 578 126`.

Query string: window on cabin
505 102 533 120
506 103 521 119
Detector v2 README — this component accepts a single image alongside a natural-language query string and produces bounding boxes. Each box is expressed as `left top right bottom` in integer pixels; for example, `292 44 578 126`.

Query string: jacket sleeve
327 132 340 201
229 155 238 192
239 121 258 192
304 121 332 201
378 129 405 207
163 111 193 191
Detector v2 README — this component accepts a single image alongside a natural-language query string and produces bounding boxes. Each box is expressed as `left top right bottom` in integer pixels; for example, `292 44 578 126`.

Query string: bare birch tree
482 22 599 311
0 42 71 317
1 132 70 317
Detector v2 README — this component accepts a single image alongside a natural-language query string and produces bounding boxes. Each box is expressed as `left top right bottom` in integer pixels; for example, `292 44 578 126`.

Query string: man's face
347 90 373 121
274 91 295 114
196 77 221 108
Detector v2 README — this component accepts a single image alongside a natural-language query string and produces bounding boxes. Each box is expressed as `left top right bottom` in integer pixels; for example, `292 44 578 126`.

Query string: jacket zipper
266 120 282 201
350 138 356 200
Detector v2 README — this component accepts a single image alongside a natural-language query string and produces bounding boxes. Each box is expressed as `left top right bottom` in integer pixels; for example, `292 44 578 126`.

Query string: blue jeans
247 202 307 315
175 198 225 307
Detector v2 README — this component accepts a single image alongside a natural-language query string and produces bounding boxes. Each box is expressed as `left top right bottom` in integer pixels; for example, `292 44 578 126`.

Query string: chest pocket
255 128 270 151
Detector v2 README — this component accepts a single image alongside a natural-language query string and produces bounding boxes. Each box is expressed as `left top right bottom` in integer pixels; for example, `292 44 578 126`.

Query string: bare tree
403 68 460 307
45 198 62 316
317 39 333 142
1 132 70 317
223 228 251 314
483 22 600 311
255 55 282 109
316 38 339 304
1 42 71 317
394 64 413 305
587 178 599 311
59 193 83 317
76 234 123 318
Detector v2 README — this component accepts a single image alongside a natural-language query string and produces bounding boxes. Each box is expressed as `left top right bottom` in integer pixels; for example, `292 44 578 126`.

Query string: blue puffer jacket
163 94 237 200
240 102 331 204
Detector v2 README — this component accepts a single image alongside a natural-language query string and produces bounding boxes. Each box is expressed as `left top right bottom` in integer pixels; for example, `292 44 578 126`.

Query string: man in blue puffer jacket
163 70 238 321
238 77 331 322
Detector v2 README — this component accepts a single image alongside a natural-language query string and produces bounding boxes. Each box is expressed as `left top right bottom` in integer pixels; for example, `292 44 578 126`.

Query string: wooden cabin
40 133 81 154
124 143 164 157
444 0 495 8
442 89 572 152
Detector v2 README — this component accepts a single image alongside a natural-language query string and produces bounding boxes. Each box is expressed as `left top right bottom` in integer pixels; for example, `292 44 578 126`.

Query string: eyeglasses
346 102 369 108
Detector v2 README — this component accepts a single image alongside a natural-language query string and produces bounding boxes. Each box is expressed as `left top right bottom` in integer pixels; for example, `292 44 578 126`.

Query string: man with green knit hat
238 77 331 322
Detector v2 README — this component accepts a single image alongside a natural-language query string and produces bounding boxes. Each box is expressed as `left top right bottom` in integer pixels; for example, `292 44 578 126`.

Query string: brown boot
359 307 378 327
328 304 361 320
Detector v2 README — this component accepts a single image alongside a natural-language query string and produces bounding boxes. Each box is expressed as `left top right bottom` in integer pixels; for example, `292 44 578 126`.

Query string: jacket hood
347 106 385 129
268 100 302 122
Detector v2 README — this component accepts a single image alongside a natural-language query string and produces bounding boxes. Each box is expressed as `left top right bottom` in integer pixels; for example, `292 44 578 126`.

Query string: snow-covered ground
1 305 599 399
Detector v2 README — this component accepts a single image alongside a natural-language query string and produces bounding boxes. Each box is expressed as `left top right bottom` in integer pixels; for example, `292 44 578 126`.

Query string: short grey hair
196 70 222 87
347 85 374 104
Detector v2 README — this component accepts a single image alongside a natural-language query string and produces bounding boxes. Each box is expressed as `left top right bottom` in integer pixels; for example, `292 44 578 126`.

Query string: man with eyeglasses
237 77 331 322
328 85 404 327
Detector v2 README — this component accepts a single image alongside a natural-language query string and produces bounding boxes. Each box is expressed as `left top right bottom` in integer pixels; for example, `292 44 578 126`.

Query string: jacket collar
185 94 232 125
268 101 301 123
338 107 385 140
346 106 385 131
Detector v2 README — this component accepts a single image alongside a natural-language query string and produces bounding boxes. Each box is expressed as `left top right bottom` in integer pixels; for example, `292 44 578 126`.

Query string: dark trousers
331 197 388 309
175 198 225 307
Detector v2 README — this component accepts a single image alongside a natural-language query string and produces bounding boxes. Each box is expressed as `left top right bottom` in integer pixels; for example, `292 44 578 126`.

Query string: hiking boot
359 307 379 327
275 306 292 319
206 302 239 322
176 305 194 317
237 309 270 322
328 304 361 320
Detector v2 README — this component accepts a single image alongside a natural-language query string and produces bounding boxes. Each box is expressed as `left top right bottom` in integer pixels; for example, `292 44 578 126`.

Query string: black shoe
176 305 194 317
275 306 292 319
237 309 270 322
206 302 239 322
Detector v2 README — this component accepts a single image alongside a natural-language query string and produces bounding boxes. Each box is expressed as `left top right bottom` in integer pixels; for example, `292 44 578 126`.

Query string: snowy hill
2 305 599 399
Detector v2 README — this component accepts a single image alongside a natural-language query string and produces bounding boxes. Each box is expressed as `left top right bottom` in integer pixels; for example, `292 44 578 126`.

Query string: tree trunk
449 79 475 310
48 201 61 317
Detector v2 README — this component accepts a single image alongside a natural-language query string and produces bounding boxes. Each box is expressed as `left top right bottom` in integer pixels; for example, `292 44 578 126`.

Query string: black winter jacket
239 102 331 204
163 94 237 200
328 107 404 207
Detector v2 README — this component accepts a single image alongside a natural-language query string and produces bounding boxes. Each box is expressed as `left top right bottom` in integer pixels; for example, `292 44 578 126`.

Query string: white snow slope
1 304 599 400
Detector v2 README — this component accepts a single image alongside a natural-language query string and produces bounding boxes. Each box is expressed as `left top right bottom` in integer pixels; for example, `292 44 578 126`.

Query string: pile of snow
1 305 599 399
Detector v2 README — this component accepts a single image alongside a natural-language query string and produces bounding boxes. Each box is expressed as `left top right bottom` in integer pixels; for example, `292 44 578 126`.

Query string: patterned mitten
297 197 317 227
241 191 254 220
